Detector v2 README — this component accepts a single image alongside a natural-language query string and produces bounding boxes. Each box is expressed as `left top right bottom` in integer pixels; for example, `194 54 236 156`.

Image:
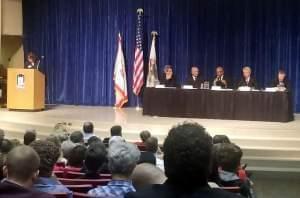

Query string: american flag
132 8 144 96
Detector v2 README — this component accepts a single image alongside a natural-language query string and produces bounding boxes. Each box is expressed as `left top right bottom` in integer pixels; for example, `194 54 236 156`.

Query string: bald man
131 163 166 191
0 146 54 198
237 66 258 89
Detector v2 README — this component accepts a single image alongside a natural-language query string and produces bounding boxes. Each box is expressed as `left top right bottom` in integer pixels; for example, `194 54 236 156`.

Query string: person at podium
271 69 290 91
25 52 40 69
160 65 177 87
237 66 258 89
211 66 231 88
185 66 203 88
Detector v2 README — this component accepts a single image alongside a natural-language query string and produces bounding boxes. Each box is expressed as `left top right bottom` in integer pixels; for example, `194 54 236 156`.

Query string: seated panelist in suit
212 66 231 88
160 65 177 87
271 69 290 91
237 66 258 89
185 66 203 88
25 52 40 69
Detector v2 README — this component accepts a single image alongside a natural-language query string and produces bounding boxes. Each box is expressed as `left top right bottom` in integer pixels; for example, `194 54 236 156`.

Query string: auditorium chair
58 178 111 187
54 171 65 178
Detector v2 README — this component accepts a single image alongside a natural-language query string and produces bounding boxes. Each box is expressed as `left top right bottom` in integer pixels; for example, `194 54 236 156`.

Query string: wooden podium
7 68 45 110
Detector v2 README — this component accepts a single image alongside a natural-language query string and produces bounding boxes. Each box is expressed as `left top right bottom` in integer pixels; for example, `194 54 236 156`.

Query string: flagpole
134 8 144 111
136 96 141 111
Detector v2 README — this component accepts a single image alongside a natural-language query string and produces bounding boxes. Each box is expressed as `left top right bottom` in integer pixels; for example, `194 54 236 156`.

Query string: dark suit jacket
211 76 232 88
138 151 156 165
160 74 177 87
125 180 241 198
185 75 204 88
271 78 290 91
0 180 54 198
237 77 258 89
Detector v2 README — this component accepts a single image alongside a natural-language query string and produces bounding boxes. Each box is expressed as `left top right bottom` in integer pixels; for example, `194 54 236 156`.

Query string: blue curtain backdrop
23 0 300 111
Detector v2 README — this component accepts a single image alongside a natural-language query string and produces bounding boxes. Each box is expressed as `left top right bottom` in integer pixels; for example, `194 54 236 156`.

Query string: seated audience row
0 122 252 198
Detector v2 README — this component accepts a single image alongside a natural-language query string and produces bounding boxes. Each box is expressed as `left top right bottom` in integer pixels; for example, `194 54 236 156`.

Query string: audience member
61 131 84 158
138 137 157 166
83 122 95 143
0 139 13 154
139 130 151 143
89 141 140 197
217 143 252 197
30 140 72 197
87 136 102 146
126 122 241 198
70 131 84 144
46 135 68 170
67 145 87 168
131 163 166 191
82 142 107 179
24 129 37 145
103 125 123 145
10 139 22 147
0 145 54 198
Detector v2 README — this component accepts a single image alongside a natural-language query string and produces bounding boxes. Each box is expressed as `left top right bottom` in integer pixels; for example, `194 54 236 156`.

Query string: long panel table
143 88 294 122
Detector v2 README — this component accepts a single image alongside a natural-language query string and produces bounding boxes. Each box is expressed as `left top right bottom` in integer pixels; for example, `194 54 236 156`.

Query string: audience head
217 143 242 173
216 66 224 77
190 66 199 77
87 136 102 146
131 163 166 191
83 122 94 134
213 135 231 144
30 140 60 177
3 146 40 188
145 137 159 153
0 139 14 154
108 142 140 178
61 140 76 159
242 66 252 78
70 131 84 144
278 69 286 82
110 125 122 137
67 145 87 168
139 130 151 143
46 134 62 148
85 142 107 173
163 122 213 189
24 129 37 145
10 139 22 147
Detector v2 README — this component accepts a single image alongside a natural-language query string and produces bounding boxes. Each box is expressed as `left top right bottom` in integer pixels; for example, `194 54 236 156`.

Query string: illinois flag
146 32 159 87
114 33 128 108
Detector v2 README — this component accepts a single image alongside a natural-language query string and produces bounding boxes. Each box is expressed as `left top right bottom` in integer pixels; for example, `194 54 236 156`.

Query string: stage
1 105 300 174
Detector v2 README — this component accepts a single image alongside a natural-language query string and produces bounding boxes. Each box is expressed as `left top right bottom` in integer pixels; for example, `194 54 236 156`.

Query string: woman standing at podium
25 52 40 69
